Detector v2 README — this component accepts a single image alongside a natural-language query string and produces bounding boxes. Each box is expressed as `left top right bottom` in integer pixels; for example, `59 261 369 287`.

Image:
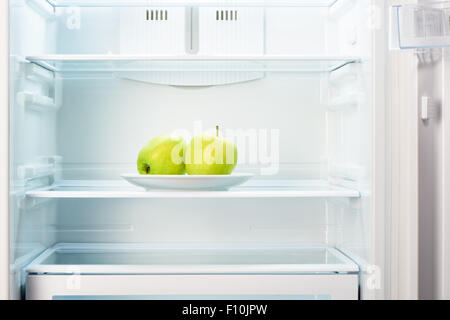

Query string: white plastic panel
197 7 264 55
26 2 351 57
118 6 265 84
324 0 376 299
26 273 358 300
119 8 186 55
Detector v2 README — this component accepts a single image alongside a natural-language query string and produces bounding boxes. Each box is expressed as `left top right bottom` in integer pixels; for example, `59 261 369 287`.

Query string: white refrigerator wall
1 0 10 301
7 0 382 299
8 0 58 299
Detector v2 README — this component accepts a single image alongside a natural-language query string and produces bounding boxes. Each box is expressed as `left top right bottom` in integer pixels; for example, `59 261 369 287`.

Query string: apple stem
216 125 219 137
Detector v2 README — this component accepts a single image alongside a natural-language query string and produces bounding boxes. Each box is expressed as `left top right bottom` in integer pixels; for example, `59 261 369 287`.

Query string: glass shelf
26 55 360 74
25 180 361 199
391 2 450 49
25 243 359 274
45 0 340 8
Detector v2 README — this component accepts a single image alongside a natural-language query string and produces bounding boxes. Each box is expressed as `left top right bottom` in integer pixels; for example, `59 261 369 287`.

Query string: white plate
121 173 254 191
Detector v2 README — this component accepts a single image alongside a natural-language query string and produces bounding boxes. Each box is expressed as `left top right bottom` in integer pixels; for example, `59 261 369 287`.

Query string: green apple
137 135 186 175
185 126 238 175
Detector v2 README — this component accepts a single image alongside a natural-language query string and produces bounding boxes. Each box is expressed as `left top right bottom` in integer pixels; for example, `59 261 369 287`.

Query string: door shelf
25 243 359 274
45 0 340 8
26 55 360 74
391 2 450 49
25 180 361 199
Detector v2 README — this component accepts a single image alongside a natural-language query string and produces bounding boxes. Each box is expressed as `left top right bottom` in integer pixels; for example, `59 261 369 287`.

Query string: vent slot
216 10 238 21
146 9 168 21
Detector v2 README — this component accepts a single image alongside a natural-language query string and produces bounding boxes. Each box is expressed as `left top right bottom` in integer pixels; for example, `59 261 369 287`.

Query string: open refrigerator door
388 0 450 300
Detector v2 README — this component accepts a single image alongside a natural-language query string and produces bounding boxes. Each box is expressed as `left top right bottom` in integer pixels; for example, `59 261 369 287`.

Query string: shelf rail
44 0 341 8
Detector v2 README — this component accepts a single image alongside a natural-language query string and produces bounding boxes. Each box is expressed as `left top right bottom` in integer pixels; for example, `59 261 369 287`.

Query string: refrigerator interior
9 0 376 299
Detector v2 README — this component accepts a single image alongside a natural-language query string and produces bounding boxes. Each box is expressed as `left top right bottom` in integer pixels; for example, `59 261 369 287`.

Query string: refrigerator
1 0 449 300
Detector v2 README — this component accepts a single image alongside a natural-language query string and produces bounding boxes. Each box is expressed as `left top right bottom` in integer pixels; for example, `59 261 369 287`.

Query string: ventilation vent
146 9 168 21
216 10 238 21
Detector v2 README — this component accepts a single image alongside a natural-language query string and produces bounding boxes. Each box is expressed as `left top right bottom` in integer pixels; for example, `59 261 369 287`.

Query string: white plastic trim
327 93 362 112
25 243 359 274
25 63 54 84
436 34 450 300
26 274 359 300
365 0 390 301
44 0 341 8
25 54 361 73
387 0 419 300
328 0 356 19
26 0 55 18
17 163 55 180
26 54 362 62
17 92 60 112
25 179 361 199
0 0 9 300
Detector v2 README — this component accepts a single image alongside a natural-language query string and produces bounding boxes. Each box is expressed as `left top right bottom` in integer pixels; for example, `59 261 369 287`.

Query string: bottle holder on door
391 3 450 50
119 7 264 86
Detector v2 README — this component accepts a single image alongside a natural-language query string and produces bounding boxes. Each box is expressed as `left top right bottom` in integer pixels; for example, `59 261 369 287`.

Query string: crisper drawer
25 243 359 300
26 274 359 300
